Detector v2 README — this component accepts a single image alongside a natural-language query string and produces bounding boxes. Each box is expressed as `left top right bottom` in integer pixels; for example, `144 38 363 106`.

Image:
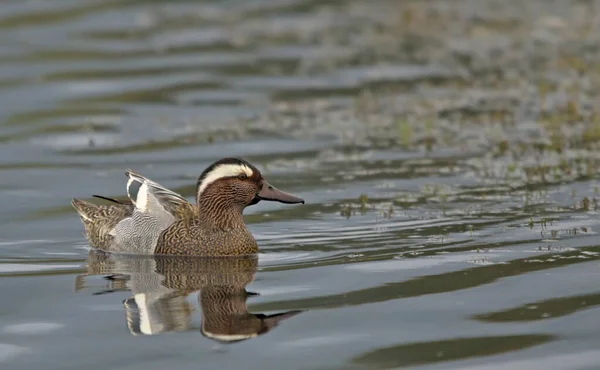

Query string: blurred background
2 0 600 369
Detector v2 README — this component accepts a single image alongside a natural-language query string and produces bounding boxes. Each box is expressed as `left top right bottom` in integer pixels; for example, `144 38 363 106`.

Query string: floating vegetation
340 193 372 219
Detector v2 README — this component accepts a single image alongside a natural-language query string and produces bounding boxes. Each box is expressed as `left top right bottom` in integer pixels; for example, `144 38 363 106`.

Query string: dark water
2 0 600 369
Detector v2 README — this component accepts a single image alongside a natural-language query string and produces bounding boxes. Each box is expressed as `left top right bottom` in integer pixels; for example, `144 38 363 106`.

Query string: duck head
195 158 304 211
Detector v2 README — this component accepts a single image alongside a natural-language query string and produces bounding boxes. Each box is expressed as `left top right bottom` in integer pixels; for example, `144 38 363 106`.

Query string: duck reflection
75 250 302 342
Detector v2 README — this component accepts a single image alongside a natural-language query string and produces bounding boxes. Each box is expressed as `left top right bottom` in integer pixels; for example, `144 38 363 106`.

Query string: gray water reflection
76 251 302 341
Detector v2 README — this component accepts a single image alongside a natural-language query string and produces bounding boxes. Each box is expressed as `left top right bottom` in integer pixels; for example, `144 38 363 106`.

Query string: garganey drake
71 158 304 256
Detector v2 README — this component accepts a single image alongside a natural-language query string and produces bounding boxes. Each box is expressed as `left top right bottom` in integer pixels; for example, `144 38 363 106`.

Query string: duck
71 157 304 256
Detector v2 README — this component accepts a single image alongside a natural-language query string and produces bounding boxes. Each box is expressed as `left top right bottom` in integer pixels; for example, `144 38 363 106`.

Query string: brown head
195 158 304 228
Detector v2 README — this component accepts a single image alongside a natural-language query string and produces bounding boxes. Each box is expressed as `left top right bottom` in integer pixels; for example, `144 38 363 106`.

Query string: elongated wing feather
125 170 192 216
92 195 132 205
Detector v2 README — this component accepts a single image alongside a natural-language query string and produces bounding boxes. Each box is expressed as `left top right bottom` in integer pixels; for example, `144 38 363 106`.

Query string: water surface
2 0 600 369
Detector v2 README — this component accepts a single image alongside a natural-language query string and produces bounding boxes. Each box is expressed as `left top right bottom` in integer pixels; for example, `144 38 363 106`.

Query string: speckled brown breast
154 217 259 256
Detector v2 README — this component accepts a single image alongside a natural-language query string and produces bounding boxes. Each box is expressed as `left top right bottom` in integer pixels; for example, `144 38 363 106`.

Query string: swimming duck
71 158 304 256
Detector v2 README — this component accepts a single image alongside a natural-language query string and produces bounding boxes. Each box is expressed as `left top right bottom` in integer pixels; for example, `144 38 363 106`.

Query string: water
2 0 600 369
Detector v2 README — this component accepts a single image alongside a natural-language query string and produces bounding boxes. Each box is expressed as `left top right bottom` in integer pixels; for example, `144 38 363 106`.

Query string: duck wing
125 170 193 217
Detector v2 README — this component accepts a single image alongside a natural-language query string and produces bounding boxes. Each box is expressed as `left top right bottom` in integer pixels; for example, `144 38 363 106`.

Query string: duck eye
238 173 248 180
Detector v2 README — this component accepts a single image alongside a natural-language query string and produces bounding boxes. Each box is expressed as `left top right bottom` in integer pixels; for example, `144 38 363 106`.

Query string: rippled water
3 0 600 369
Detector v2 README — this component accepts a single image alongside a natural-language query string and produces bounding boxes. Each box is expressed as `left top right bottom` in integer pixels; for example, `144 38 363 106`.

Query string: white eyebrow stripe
198 164 253 195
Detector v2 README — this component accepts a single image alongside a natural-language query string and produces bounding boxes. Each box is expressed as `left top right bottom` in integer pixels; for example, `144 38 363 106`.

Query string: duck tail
71 198 97 221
